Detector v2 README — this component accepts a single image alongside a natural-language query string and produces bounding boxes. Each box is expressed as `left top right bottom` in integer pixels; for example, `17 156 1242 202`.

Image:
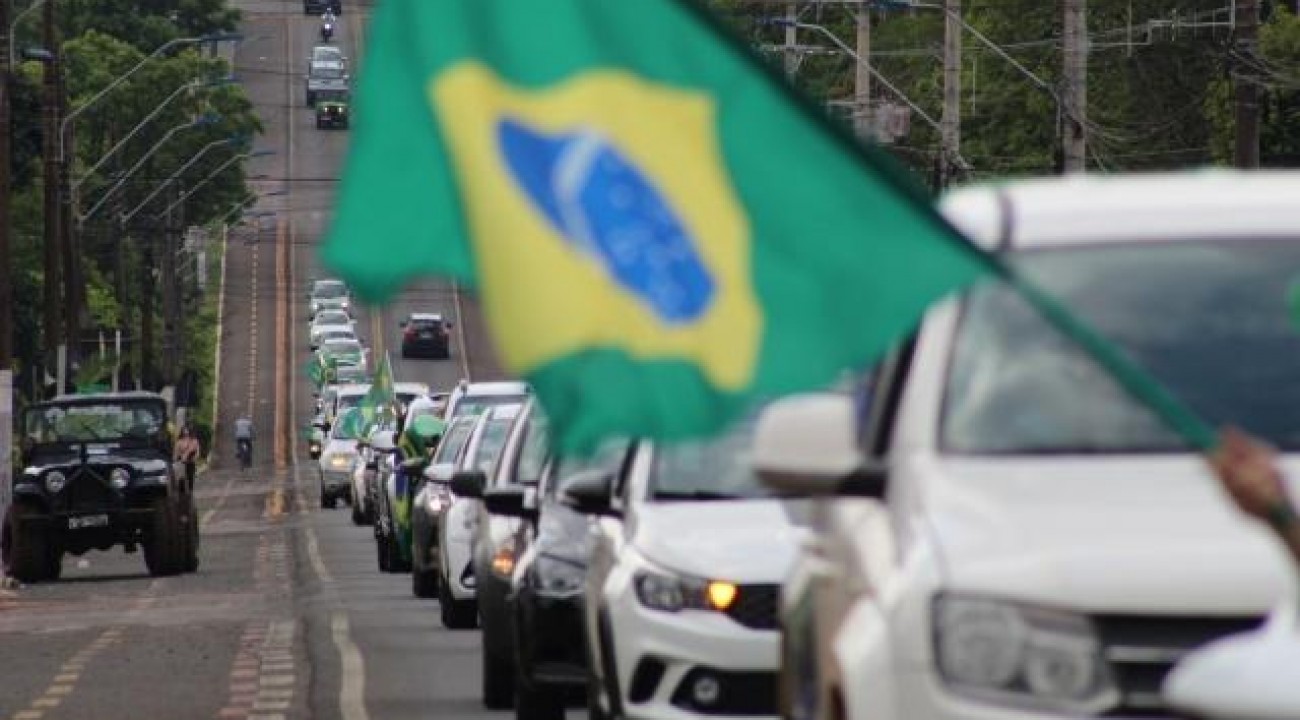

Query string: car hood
631 499 809 583
920 455 1298 615
26 446 168 472
535 502 593 562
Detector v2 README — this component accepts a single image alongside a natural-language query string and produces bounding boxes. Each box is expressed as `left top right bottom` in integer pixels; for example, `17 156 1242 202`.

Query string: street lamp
118 135 248 225
74 76 235 191
151 149 275 220
59 32 242 165
221 189 286 225
77 112 221 225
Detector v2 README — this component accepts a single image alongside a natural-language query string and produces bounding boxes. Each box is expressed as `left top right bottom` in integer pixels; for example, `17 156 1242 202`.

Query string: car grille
724 583 780 631
54 466 124 514
1094 614 1263 717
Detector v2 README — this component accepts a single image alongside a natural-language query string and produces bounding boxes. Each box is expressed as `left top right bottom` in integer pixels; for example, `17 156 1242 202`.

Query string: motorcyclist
320 8 336 41
234 413 254 466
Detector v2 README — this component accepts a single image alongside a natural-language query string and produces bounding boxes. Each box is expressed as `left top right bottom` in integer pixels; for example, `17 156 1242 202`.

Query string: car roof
940 171 1300 251
315 324 354 333
394 382 429 393
462 381 530 397
334 384 371 397
312 278 345 288
323 337 361 347
409 313 444 322
486 403 523 421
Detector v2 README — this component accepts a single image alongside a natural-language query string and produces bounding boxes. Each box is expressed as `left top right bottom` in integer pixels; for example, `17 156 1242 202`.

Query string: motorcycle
320 19 334 42
237 438 252 472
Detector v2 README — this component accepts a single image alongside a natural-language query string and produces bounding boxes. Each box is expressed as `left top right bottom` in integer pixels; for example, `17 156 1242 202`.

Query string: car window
433 422 474 465
25 401 165 444
545 440 629 499
649 415 773 500
453 394 527 418
472 419 515 475
942 239 1300 453
313 282 346 298
513 415 550 487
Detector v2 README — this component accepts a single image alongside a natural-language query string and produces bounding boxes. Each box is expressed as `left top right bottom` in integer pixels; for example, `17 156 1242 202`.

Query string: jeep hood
631 499 809 583
919 455 1298 615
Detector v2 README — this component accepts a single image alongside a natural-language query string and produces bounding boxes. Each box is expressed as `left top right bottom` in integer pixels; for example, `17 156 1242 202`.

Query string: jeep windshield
24 400 165 445
942 238 1300 453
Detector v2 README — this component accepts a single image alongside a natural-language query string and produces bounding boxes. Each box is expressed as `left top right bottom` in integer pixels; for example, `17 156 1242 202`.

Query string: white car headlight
933 594 1117 714
45 470 68 493
326 453 352 471
109 467 131 489
424 485 453 515
633 570 738 613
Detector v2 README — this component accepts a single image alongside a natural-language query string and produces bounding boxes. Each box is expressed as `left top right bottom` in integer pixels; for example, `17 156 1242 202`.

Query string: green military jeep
315 89 350 129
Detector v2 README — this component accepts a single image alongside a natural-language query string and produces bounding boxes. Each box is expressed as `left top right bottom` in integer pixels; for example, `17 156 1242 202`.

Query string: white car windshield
942 239 1300 453
313 282 346 299
314 311 350 325
650 416 771 500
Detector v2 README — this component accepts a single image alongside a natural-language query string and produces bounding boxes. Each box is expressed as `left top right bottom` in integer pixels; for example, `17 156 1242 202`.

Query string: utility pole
161 183 178 385
1062 0 1087 172
939 0 962 187
0 0 13 373
854 4 872 140
783 2 797 77
41 0 61 387
140 231 155 390
1234 0 1260 168
59 63 81 365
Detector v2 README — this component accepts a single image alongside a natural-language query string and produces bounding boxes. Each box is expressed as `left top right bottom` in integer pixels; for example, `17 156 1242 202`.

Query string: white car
410 415 479 596
325 383 370 427
575 415 806 720
310 323 356 351
394 382 431 416
439 403 525 632
308 278 351 318
309 307 354 330
762 172 1300 720
317 412 367 509
443 380 530 420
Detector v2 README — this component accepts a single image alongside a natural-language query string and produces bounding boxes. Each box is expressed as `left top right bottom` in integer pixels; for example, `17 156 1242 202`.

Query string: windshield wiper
653 490 748 501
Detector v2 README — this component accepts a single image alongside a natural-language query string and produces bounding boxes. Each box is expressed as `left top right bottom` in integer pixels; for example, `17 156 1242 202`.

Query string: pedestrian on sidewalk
174 426 202 490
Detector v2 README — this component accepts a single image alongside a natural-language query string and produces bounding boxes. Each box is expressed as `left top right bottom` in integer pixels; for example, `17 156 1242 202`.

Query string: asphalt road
0 2 524 719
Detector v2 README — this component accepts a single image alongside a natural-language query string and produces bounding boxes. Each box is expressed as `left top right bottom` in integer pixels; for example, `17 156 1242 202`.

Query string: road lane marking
274 215 289 470
331 613 369 720
452 281 472 380
304 526 333 584
211 220 231 461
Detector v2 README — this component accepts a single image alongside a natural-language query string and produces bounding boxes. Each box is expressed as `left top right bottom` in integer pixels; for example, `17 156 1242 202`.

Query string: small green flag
323 0 1213 452
357 353 397 432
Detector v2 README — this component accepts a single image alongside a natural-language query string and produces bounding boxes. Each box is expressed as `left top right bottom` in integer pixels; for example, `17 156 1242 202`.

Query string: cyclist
234 413 254 469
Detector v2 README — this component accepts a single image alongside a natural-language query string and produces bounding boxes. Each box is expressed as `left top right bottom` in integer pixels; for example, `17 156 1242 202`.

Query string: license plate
67 514 110 530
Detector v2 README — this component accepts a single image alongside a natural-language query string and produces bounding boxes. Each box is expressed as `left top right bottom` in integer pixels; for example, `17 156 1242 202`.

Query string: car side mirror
485 485 535 520
1164 607 1300 719
450 469 486 499
752 393 881 498
399 320 407 328
560 469 618 516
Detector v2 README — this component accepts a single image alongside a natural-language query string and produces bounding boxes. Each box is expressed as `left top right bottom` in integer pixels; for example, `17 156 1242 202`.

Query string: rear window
453 395 526 418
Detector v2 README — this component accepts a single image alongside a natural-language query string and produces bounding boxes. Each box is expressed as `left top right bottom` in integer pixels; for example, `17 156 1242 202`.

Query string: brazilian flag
323 0 1212 451
357 353 397 432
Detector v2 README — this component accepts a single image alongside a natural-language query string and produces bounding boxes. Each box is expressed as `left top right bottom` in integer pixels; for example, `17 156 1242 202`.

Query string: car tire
515 670 565 720
350 500 366 525
3 503 53 583
438 578 477 629
412 567 438 598
382 530 407 573
321 491 336 510
144 497 184 577
482 641 516 709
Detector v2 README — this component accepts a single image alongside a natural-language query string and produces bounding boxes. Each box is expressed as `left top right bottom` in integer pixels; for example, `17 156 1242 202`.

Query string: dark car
493 443 634 720
2 393 199 582
304 0 341 14
315 91 349 129
399 313 452 359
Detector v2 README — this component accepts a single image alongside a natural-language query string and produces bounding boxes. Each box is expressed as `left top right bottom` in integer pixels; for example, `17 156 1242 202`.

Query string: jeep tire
3 503 56 583
144 497 184 576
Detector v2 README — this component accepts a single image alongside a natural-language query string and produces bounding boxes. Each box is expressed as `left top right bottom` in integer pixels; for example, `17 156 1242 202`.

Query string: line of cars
309 172 1298 720
305 43 349 130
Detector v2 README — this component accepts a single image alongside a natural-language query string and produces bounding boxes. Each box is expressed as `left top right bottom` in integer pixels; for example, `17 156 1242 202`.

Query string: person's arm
1210 428 1300 562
